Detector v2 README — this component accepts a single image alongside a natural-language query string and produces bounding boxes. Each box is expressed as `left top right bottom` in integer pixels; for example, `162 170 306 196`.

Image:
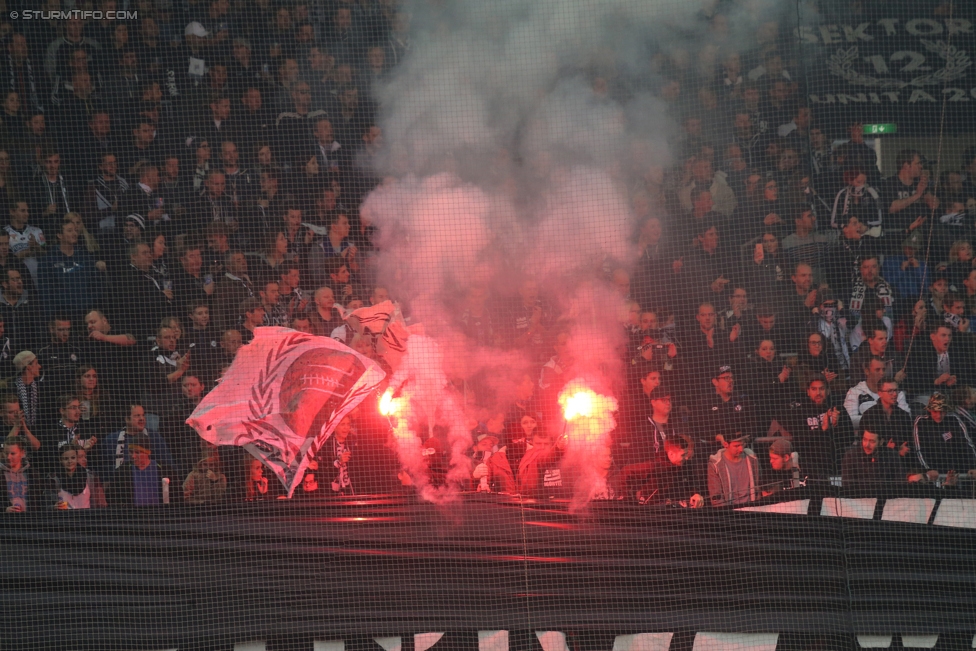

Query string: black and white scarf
330 437 353 494
94 176 129 214
831 183 882 229
15 378 38 429
7 55 41 114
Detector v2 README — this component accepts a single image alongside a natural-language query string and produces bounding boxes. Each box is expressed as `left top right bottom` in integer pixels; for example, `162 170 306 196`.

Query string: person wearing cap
845 357 912 429
694 365 756 449
181 442 227 505
184 20 213 52
911 392 976 482
784 375 853 482
105 431 179 506
841 428 902 491
101 403 178 488
101 212 145 273
707 431 759 507
12 350 43 432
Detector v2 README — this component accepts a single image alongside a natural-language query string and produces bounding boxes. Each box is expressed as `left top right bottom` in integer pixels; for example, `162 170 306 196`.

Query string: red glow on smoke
558 380 617 445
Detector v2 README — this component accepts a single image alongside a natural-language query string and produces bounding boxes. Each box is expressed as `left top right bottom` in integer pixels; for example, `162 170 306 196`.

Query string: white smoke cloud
364 0 794 505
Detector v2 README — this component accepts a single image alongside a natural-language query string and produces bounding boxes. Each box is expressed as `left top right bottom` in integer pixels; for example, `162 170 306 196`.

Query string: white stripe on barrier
933 499 976 529
821 497 877 519
900 634 938 648
374 637 402 651
881 498 935 524
856 635 892 648
479 630 510 651
611 633 673 651
234 643 266 651
692 632 778 650
314 641 345 651
737 500 810 515
535 631 568 651
415 633 445 651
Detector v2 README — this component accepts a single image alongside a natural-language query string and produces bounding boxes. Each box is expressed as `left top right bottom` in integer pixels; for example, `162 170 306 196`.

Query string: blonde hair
64 213 100 254
949 240 972 262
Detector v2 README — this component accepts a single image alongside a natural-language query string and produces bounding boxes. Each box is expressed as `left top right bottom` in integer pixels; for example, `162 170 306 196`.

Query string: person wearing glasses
845 357 911 429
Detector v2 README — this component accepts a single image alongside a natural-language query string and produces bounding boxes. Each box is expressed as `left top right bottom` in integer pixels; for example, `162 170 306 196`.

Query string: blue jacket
36 247 103 318
97 427 180 483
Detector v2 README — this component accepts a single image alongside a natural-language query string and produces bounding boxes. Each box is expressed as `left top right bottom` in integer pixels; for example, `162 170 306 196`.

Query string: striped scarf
7 56 41 113
15 378 38 430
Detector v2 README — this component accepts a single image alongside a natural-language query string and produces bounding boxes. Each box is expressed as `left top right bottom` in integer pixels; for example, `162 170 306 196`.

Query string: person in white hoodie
845 357 911 428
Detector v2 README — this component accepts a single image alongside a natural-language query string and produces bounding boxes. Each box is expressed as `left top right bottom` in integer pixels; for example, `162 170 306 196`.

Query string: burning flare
379 388 401 417
558 380 617 444
379 387 413 441
558 379 619 512
561 389 596 421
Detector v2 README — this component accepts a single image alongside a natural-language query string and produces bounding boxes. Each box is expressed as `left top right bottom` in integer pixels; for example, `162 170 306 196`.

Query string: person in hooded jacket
48 440 104 508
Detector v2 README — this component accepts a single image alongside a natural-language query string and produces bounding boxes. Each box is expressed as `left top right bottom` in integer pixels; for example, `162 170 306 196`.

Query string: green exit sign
863 123 897 134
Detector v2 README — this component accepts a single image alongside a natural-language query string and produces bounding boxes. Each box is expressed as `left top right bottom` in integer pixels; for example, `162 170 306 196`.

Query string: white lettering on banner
825 42 971 89
810 87 976 104
795 19 973 45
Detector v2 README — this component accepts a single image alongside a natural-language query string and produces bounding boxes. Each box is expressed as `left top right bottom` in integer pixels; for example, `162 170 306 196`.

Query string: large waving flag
187 327 386 497
345 300 423 370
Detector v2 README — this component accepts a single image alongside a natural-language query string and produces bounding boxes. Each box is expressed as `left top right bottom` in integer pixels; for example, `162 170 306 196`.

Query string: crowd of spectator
4 2 976 512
